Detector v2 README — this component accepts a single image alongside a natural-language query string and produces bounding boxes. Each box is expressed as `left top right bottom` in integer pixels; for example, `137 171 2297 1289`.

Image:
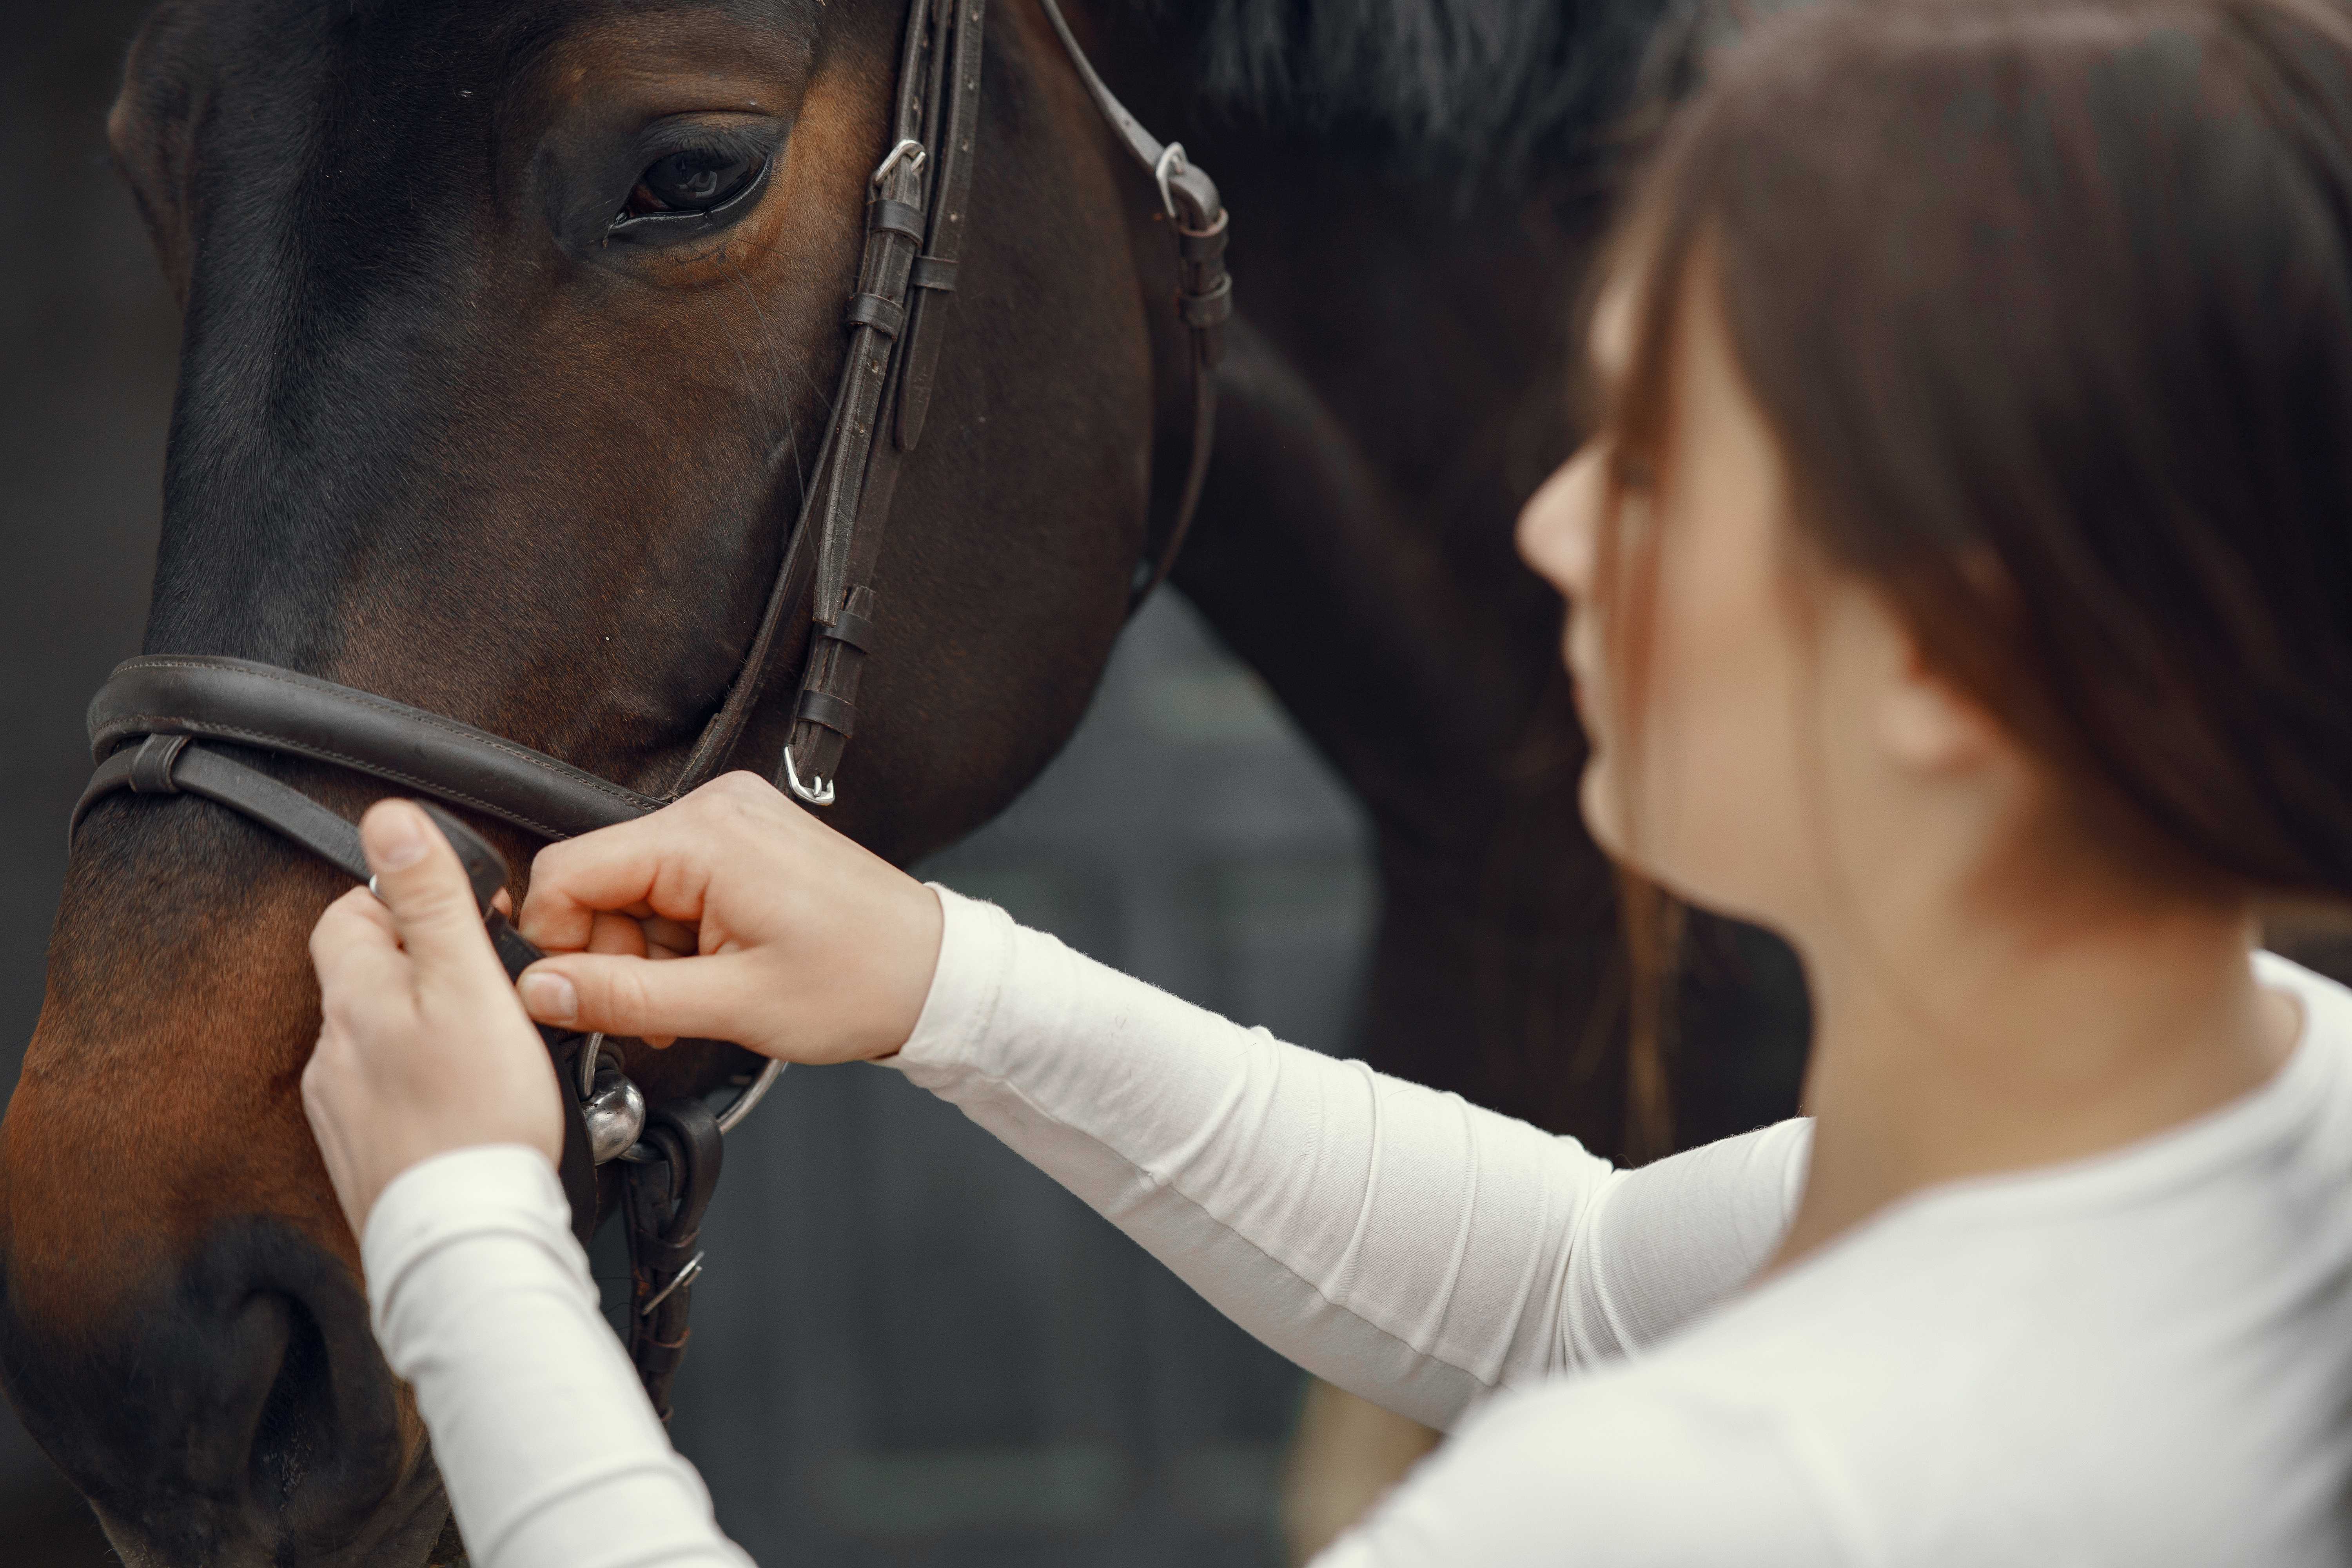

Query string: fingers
587 910 652 958
519 814 697 952
519 773 791 950
641 912 699 959
360 800 503 976
517 950 759 1046
309 885 405 1010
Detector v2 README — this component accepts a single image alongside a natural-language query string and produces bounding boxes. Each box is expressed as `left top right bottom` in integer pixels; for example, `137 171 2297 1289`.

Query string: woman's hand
512 772 944 1064
304 801 565 1238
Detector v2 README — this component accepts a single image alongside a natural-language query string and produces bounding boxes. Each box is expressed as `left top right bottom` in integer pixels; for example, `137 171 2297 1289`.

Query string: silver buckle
639 1252 705 1317
783 748 836 808
871 138 927 191
1153 143 1189 220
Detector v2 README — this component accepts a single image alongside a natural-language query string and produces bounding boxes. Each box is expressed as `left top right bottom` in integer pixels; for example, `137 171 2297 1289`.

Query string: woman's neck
1765 885 2296 1272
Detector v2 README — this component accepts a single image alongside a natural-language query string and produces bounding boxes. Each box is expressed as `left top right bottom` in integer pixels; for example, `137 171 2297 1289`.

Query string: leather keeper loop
867 198 926 241
795 689 858 738
1179 273 1234 328
819 609 880 653
1177 212 1230 260
845 293 906 338
909 256 960 292
128 733 189 795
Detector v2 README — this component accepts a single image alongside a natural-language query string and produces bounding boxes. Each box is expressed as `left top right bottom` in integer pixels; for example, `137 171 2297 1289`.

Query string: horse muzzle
0 1214 454 1567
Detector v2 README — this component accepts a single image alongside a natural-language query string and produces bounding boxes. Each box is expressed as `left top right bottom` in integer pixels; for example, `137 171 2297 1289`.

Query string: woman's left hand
303 800 564 1239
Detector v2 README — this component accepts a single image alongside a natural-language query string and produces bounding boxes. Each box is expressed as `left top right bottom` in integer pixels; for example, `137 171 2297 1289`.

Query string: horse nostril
0 1218 412 1562
200 1227 405 1549
249 1295 335 1509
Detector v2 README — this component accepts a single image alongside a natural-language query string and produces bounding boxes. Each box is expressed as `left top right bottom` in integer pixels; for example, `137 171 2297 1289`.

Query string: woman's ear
108 2 209 308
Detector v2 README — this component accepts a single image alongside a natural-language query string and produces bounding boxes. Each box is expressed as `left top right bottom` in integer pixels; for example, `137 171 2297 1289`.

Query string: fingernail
368 804 430 871
520 971 577 1024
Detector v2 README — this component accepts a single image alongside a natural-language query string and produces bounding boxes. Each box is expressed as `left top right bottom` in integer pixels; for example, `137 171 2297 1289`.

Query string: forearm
363 1147 752 1568
891 891 1806 1428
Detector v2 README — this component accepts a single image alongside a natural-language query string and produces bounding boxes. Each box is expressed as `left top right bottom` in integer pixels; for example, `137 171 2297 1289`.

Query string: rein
67 0 1229 1423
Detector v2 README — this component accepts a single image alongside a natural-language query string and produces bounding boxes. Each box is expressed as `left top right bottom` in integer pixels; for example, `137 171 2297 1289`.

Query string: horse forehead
160 0 833 333
142 0 834 635
183 0 818 146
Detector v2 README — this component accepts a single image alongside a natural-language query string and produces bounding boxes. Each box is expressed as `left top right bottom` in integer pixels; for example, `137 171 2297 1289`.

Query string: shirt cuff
884 884 1021 1083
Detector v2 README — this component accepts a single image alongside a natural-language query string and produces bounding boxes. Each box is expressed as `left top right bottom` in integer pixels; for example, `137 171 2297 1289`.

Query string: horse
0 0 1803 1562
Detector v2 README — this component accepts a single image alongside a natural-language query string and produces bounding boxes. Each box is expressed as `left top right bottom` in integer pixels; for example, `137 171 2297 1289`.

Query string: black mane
1191 0 1709 180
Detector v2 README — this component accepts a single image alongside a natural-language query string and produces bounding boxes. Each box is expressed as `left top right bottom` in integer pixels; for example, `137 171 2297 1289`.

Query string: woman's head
1520 0 2352 935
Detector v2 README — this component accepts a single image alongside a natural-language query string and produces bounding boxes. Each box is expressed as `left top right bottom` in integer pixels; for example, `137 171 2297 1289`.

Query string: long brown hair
1597 0 2352 926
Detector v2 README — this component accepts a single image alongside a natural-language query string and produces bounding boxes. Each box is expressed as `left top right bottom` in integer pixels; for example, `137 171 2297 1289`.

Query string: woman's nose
1515 446 1604 603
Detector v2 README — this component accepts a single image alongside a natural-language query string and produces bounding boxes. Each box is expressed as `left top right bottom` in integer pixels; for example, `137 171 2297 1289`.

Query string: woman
300 0 2352 1561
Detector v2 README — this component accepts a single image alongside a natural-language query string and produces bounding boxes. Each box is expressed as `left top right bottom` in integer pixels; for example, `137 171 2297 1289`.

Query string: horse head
0 0 1194 1560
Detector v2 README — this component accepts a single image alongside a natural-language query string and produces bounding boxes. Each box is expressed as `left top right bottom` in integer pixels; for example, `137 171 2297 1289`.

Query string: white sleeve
363 1145 753 1568
887 888 1813 1430
1309 1374 1851 1567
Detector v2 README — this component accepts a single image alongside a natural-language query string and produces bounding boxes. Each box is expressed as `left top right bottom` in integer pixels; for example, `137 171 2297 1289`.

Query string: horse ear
108 1 207 307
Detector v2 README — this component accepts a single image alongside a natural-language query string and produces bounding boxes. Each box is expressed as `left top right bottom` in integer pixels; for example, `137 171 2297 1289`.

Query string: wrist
870 881 946 1058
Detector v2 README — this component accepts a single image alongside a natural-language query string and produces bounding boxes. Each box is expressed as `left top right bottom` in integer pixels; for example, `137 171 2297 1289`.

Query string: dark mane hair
1190 0 1704 178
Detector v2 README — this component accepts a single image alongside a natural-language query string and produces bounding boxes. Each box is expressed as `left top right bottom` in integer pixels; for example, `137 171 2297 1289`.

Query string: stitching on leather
102 658 664 824
102 716 579 840
111 659 657 805
117 653 654 804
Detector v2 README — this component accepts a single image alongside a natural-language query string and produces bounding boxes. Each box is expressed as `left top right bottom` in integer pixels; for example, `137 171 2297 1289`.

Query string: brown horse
4 0 1218 1559
0 0 1802 1563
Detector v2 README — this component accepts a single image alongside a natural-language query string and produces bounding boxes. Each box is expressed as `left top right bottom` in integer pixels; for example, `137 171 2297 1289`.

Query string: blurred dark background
2 3 183 1556
0 4 1366 1561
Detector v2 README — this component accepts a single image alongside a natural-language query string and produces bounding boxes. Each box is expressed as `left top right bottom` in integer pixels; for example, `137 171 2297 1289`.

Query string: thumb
517 951 759 1047
361 800 501 973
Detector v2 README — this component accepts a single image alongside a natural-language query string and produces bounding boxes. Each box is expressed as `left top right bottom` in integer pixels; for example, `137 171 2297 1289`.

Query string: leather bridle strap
1036 0 1231 607
776 0 986 807
80 733 385 888
71 653 783 1067
748 0 1230 808
71 720 606 1244
71 653 778 1414
65 655 728 1243
77 655 663 842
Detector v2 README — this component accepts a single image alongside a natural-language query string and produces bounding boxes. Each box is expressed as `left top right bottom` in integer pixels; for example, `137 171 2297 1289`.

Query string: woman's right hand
512 771 944 1063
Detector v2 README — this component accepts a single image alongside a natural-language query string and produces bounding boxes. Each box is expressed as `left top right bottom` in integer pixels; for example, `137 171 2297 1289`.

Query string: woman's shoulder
1454 1216 2352 1567
1581 1018 2352 1563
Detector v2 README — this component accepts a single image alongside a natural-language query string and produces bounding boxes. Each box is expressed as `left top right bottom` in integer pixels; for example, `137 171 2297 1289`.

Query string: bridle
66 0 1228 1423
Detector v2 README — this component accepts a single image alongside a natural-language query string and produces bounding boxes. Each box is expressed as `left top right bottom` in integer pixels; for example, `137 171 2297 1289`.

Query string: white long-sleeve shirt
363 887 2352 1565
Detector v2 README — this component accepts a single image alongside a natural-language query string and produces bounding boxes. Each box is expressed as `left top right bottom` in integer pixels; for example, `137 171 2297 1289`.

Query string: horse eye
628 148 762 216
